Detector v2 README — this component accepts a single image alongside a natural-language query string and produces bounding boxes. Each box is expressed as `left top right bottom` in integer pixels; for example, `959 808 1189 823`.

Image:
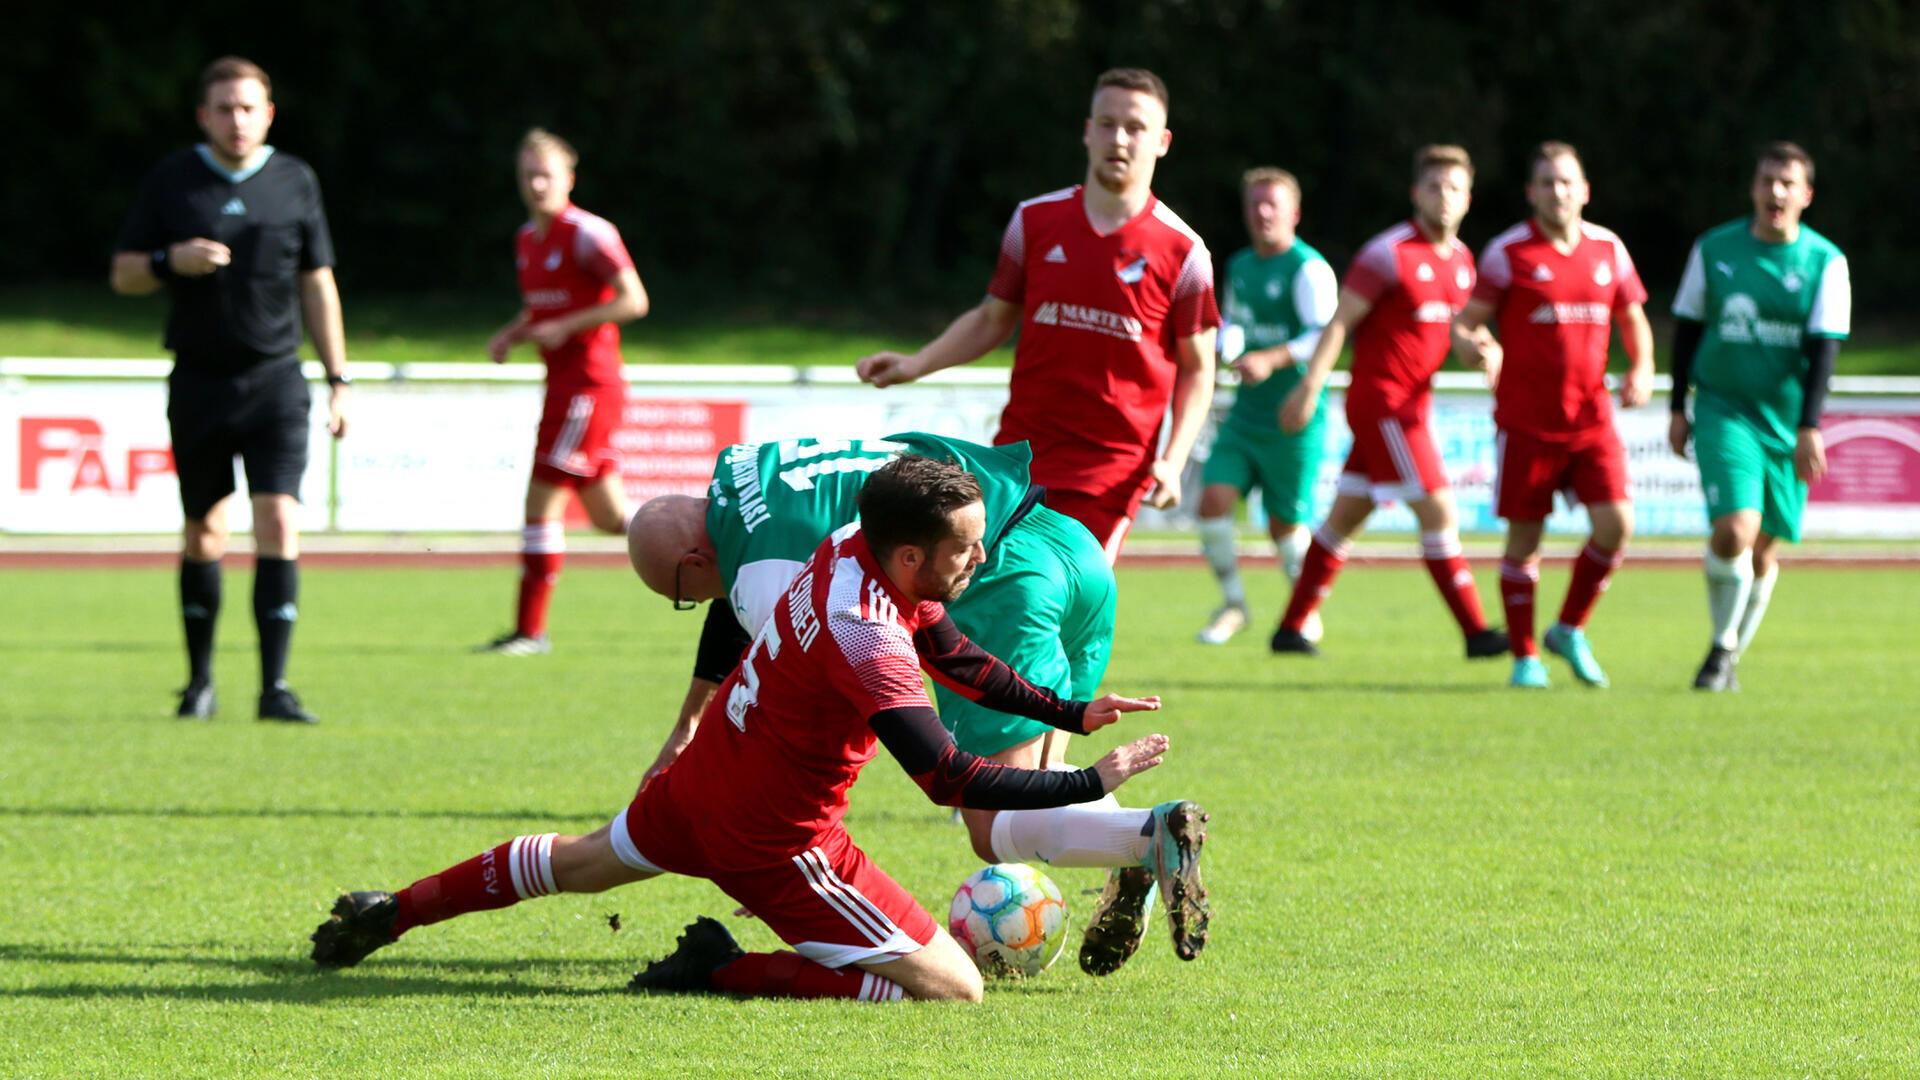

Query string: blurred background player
1195 167 1337 645
1669 142 1850 691
110 57 349 724
626 433 1210 974
479 129 650 655
1273 146 1507 659
313 456 1171 1003
855 67 1219 560
1451 142 1654 689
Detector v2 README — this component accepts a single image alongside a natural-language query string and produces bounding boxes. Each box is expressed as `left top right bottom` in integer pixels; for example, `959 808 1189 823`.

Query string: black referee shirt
117 145 336 374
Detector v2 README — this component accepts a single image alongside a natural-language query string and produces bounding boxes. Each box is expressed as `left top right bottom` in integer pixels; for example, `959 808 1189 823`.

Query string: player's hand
1080 692 1161 733
856 351 918 388
1620 365 1653 409
1233 348 1279 385
1464 326 1502 391
1279 381 1319 434
637 727 696 797
526 320 572 351
1092 733 1170 793
486 331 515 363
167 238 232 277
327 384 349 439
1668 412 1691 459
1795 427 1828 484
1145 459 1182 509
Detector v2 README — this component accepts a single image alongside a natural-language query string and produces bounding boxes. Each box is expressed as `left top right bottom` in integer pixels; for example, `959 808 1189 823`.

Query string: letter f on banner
19 418 104 491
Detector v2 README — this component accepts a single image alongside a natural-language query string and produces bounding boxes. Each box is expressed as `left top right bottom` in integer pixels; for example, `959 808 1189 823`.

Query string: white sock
1704 548 1754 651
1197 517 1245 606
1274 525 1310 584
506 833 559 899
989 804 1151 868
1735 563 1779 657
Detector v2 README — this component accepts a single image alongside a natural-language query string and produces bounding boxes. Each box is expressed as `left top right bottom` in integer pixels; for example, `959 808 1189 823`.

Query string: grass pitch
2 560 1918 1076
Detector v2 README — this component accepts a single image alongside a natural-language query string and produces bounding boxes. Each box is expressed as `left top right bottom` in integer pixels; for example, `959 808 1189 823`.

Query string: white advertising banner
5 367 1920 539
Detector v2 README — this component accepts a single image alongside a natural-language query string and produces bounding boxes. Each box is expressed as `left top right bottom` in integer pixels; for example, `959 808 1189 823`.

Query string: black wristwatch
150 249 177 281
326 372 353 388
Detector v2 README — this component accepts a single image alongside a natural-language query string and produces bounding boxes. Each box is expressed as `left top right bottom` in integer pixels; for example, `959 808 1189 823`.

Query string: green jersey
1219 239 1338 432
705 432 1037 632
1672 218 1851 449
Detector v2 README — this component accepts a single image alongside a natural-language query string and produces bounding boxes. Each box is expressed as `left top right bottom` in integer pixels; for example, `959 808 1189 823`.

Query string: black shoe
1465 628 1511 659
259 684 318 724
1693 646 1737 691
627 916 744 994
1269 627 1319 656
1078 865 1157 977
176 681 217 719
311 890 399 968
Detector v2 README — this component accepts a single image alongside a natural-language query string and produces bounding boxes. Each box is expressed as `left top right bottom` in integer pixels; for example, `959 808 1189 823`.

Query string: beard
917 566 974 604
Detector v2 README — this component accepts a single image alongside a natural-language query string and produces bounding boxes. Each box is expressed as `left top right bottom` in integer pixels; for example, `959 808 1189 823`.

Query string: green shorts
1199 416 1327 527
1693 405 1806 542
936 505 1117 758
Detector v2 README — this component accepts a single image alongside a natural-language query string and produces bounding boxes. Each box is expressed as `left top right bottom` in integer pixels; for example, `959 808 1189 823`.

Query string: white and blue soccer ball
947 863 1069 978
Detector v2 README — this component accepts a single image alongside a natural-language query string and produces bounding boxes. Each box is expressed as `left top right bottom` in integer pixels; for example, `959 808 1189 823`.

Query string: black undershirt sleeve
691 600 754 684
1670 318 1704 415
1799 336 1840 430
911 608 1088 734
869 705 1104 809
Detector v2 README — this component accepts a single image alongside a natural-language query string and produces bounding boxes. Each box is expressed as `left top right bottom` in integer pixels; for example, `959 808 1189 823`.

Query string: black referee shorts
166 358 312 520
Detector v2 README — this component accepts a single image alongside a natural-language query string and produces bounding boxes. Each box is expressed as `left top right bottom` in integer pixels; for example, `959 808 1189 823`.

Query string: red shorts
1494 426 1629 520
609 783 936 969
1044 488 1136 565
1338 410 1449 504
533 384 625 487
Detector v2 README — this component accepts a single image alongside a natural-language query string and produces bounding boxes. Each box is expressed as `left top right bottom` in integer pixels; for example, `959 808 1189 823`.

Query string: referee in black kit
110 57 349 724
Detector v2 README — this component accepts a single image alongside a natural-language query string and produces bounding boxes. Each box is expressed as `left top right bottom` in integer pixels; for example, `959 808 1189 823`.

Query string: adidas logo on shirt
1044 244 1067 264
1532 264 1554 282
1416 262 1435 282
220 198 246 216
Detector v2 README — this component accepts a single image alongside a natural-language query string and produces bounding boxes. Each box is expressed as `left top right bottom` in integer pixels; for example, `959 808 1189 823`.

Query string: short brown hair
1530 140 1583 176
1093 68 1169 112
1413 144 1474 184
1242 167 1301 202
519 127 579 170
1757 140 1815 184
200 57 270 101
857 455 983 562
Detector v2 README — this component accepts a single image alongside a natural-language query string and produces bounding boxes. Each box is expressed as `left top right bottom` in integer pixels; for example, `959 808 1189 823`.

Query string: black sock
253 557 298 691
180 557 222 685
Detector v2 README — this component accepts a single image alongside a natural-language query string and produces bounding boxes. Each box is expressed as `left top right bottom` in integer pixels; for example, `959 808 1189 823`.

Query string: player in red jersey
1451 142 1654 690
479 128 650 655
1272 145 1508 659
309 456 1170 1003
855 68 1219 561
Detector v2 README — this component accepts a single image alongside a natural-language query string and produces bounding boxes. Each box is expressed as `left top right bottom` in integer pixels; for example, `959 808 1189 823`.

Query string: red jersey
1343 220 1475 418
988 186 1220 501
515 203 634 390
1475 219 1647 439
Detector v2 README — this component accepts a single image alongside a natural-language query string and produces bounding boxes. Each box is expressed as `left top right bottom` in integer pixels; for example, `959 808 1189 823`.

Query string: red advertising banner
1810 413 1920 505
564 398 746 526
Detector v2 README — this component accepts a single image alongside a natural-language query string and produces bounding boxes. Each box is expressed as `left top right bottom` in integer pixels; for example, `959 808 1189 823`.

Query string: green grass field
4 560 1918 1076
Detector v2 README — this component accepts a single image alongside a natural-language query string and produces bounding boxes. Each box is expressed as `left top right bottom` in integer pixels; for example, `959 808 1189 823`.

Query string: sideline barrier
4 358 1919 537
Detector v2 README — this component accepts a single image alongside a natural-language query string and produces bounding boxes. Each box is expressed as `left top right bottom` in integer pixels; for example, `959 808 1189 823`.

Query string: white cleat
1302 610 1324 645
1195 604 1249 645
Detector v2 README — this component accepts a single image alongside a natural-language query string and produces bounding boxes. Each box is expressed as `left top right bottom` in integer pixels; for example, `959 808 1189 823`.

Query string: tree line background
6 1 1914 324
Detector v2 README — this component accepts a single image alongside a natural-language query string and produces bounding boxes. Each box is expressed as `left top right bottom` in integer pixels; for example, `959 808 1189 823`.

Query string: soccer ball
947 863 1069 978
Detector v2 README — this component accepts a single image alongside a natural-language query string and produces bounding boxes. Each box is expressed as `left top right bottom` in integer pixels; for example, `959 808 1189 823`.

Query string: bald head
627 494 720 603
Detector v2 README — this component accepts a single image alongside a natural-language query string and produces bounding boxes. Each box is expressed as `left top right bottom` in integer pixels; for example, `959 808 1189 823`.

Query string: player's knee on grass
867 930 983 1002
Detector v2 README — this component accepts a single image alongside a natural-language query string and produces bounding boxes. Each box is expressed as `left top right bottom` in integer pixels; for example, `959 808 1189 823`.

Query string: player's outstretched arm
871 705 1157 808
856 296 1020 387
1079 692 1162 732
1091 734 1169 793
638 676 720 796
914 609 1130 733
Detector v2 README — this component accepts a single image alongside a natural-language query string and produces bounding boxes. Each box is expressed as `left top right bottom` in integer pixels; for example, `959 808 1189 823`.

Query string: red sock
1280 528 1349 633
1499 558 1539 657
390 834 558 938
516 521 565 638
1557 540 1624 629
1420 532 1488 635
710 951 904 1001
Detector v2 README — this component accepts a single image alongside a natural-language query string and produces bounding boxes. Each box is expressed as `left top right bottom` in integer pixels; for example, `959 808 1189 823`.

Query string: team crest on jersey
1593 260 1613 286
1044 244 1067 264
220 197 246 216
1415 262 1435 282
1115 251 1148 285
1455 265 1471 289
1782 271 1803 293
1266 278 1283 299
545 250 563 271
1531 264 1554 282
